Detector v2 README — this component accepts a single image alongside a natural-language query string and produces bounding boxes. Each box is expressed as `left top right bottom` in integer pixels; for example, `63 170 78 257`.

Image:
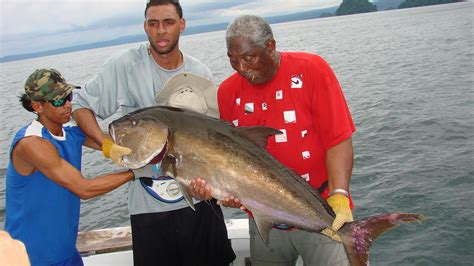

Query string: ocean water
1 2 473 265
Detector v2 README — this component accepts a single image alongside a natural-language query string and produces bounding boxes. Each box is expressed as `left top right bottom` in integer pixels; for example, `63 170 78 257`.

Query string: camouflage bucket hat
24 68 80 101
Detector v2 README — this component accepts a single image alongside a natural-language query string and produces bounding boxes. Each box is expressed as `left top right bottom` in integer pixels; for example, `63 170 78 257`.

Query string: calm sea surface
1 3 473 265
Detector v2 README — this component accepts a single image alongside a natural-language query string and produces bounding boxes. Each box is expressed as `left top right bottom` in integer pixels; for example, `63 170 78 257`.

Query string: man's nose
157 23 167 34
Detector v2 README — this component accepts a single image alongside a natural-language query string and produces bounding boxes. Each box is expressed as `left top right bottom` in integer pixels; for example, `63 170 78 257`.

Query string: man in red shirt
191 14 355 265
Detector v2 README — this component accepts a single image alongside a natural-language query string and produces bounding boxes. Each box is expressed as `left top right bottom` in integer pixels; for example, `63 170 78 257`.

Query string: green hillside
336 0 378 15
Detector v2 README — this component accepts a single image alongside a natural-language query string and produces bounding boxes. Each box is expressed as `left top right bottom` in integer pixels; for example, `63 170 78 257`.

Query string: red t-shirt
218 52 355 202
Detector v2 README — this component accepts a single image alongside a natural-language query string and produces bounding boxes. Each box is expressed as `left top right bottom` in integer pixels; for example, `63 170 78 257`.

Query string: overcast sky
0 0 343 58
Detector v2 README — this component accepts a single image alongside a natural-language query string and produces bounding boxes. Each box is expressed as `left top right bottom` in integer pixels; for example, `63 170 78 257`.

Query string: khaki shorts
249 218 349 266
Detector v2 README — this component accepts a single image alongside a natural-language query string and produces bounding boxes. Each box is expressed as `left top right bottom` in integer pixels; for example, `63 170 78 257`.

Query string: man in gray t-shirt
71 1 235 265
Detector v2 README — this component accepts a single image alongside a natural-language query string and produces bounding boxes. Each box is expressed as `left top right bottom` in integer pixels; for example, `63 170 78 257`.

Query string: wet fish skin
110 106 425 266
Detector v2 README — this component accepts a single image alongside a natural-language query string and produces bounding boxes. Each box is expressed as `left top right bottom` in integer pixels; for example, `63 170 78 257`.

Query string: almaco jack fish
109 106 425 266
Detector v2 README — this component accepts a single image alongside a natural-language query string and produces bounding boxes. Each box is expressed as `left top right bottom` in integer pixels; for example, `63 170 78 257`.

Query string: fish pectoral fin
252 214 274 245
161 154 196 211
160 154 176 177
177 180 196 211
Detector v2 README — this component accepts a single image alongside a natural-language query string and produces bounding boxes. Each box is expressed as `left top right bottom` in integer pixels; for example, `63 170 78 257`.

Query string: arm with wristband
310 57 355 240
324 137 354 239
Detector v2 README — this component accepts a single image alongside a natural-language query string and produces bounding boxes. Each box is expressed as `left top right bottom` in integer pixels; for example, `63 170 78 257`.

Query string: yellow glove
321 228 342 242
102 138 132 166
327 194 353 231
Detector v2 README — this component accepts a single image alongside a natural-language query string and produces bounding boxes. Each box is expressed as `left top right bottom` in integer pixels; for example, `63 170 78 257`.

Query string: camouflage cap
24 68 79 101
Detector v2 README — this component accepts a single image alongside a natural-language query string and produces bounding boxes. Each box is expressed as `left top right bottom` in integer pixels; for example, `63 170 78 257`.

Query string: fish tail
339 213 426 266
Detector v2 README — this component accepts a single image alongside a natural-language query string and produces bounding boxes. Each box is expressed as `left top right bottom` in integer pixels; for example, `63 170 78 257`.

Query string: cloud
217 0 339 17
0 0 342 57
185 0 341 25
1 0 142 35
0 0 144 56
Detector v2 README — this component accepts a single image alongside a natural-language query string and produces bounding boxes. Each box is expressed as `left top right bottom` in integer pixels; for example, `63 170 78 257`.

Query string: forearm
83 137 102 151
80 171 134 200
72 108 107 146
326 137 353 193
36 155 133 200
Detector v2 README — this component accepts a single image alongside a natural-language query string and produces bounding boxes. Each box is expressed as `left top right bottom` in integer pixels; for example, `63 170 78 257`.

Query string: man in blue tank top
4 69 135 266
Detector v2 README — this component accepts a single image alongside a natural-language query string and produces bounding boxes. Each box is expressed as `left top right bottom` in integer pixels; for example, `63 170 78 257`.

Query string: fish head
109 113 168 169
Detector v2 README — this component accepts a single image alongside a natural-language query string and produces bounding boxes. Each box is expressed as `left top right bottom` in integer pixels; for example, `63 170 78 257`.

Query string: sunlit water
0 3 473 265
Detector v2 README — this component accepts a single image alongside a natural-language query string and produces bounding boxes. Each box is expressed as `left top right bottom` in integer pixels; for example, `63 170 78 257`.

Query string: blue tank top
4 120 85 265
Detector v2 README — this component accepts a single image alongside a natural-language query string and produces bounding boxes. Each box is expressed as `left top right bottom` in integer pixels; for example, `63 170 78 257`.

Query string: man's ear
143 20 148 34
266 38 277 55
31 101 43 113
180 18 186 33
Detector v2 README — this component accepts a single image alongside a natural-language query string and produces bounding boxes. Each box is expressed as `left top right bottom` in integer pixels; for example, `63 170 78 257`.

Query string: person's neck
269 51 281 80
149 46 183 70
37 117 63 136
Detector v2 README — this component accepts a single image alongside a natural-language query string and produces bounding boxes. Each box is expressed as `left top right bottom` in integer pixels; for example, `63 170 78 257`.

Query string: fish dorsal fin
236 126 282 148
161 154 196 211
252 213 274 245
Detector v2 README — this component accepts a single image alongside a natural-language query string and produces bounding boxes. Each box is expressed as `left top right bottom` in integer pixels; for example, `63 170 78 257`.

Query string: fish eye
130 118 138 127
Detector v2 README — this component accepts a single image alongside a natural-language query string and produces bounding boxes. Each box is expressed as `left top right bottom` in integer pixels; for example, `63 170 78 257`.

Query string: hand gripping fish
109 106 425 266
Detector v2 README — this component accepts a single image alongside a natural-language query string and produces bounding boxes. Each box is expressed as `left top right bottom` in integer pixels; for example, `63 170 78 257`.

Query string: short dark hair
19 94 35 112
145 0 182 18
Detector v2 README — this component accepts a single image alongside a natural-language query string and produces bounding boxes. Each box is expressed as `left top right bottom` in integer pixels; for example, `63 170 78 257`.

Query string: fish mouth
122 143 167 169
148 141 168 165
109 123 169 169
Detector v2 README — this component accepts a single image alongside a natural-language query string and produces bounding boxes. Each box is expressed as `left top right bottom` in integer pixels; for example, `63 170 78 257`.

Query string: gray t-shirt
72 42 213 215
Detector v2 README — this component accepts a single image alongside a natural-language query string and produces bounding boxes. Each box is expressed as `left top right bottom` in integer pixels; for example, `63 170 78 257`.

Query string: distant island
0 0 464 63
335 0 462 15
336 0 377 16
398 0 462 8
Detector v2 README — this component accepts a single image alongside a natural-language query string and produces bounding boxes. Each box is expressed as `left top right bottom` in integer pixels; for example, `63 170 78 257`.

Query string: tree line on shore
334 0 462 16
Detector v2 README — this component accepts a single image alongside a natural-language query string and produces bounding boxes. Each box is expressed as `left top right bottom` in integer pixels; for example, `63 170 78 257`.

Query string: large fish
109 106 425 266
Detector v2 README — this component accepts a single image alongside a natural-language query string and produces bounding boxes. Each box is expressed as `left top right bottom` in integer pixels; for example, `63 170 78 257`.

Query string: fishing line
205 199 226 221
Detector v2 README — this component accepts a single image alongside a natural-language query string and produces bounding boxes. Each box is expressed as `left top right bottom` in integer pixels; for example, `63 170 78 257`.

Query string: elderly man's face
227 37 278 84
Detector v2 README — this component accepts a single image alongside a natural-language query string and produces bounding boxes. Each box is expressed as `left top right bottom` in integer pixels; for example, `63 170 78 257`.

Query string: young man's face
144 4 185 55
33 95 73 126
227 37 278 84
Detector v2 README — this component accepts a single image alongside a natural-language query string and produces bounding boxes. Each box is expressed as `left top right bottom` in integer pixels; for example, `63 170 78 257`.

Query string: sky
0 0 343 58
